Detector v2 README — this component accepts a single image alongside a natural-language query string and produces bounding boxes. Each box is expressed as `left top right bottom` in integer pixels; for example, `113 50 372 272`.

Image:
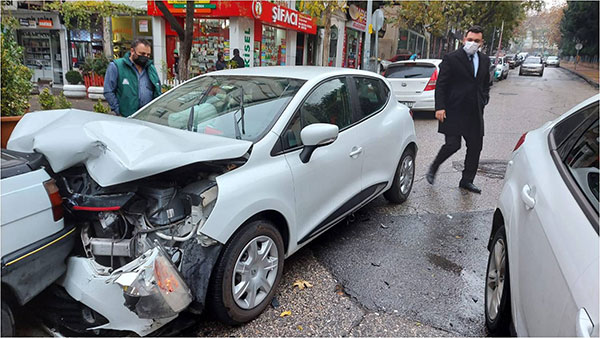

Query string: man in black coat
426 25 491 194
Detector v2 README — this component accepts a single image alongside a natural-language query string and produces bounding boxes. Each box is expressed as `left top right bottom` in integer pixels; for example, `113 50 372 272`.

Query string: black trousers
431 133 482 184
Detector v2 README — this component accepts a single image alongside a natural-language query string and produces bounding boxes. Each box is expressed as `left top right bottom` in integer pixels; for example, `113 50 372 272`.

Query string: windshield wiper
232 87 246 140
187 79 215 131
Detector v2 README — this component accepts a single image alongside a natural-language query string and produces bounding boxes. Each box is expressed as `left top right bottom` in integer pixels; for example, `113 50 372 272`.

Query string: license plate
400 101 415 108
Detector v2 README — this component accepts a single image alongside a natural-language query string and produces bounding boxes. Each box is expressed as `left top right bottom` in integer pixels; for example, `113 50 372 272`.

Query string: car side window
354 77 388 119
554 102 599 159
282 78 352 150
564 118 599 213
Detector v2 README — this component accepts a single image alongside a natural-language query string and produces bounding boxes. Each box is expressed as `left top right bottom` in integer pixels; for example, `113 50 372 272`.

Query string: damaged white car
6 67 417 335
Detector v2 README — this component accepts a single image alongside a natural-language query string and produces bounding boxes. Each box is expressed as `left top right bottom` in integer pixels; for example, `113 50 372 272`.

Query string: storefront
343 4 366 69
147 0 316 75
112 16 154 59
69 27 103 68
397 28 426 57
12 10 69 86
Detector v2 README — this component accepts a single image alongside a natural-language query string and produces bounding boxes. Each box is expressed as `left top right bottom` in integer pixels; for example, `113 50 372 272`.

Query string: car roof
206 66 379 81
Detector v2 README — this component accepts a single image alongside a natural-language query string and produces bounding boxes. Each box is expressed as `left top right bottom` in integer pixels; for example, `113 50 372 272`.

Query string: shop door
296 33 305 65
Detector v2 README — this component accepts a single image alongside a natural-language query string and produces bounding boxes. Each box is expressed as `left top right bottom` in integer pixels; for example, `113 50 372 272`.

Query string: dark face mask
133 53 149 67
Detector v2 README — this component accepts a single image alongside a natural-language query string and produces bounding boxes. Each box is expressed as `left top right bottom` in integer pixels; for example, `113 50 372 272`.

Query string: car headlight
115 246 192 319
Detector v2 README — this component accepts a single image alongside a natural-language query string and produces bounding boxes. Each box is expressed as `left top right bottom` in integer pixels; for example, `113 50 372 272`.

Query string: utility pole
495 20 504 60
362 0 373 70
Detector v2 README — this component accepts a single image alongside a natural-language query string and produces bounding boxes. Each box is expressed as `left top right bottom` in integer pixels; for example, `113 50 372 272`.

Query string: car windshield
385 64 436 79
524 57 541 64
133 76 305 141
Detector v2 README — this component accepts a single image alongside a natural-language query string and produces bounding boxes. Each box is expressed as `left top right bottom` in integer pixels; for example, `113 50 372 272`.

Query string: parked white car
1 150 75 336
490 56 509 80
485 95 599 336
7 67 417 335
383 59 441 112
546 55 560 67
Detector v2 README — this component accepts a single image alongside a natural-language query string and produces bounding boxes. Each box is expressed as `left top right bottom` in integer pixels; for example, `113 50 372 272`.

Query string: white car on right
383 59 441 112
485 95 599 336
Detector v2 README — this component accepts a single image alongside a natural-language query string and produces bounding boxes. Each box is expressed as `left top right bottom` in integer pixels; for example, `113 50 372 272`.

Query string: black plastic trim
298 182 387 245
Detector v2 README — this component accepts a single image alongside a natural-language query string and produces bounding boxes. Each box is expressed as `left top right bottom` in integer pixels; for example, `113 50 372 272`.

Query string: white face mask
463 41 479 56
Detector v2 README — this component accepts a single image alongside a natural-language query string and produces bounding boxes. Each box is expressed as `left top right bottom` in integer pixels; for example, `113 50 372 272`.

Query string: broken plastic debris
446 214 453 219
293 280 313 290
280 310 291 317
297 325 303 331
455 235 462 239
380 223 389 229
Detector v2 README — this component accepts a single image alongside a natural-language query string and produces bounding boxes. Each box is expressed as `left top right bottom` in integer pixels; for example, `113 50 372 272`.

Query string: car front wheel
384 147 415 204
485 226 512 334
208 219 284 325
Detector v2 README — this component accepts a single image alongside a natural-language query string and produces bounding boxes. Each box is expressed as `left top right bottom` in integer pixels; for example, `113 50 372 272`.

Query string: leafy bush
93 99 111 114
38 88 56 110
65 70 83 84
1 17 33 116
55 92 72 109
81 54 110 77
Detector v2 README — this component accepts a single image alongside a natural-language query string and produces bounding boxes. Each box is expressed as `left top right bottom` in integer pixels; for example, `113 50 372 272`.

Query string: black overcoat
434 49 491 137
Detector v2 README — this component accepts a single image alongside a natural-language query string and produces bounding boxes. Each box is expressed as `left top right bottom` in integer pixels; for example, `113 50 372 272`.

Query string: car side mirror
299 123 339 163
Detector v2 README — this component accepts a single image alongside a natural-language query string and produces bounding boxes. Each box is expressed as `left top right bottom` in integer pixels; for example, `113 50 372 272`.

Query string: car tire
539 71 544 77
485 226 512 335
384 147 415 204
519 70 523 76
2 300 15 337
208 219 284 325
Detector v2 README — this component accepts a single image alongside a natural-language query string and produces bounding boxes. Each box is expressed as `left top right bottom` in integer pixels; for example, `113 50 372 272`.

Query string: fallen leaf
293 280 313 290
455 235 462 239
297 325 303 331
280 310 291 317
416 322 422 327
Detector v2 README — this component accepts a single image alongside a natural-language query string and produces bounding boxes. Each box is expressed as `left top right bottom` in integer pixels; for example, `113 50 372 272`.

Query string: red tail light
424 69 438 91
43 179 64 221
513 132 527 151
409 109 414 118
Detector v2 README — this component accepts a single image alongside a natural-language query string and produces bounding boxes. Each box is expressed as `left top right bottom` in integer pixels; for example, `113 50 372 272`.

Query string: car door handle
521 185 536 210
576 308 594 337
349 147 363 158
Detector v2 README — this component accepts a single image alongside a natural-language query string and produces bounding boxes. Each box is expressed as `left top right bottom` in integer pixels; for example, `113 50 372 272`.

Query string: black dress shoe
459 182 482 194
426 166 436 185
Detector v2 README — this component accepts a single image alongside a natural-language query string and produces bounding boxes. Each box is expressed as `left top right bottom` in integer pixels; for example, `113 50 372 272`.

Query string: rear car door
384 62 436 107
513 102 599 336
279 77 363 245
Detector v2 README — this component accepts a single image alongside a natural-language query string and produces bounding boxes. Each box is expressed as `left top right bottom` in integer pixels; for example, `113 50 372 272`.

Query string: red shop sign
147 0 316 34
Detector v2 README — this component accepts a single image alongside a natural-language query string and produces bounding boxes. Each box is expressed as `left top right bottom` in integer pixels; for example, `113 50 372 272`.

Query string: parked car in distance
506 54 517 69
485 94 599 336
7 67 417 335
1 149 75 337
546 56 560 67
383 59 441 113
519 56 544 76
490 56 509 80
380 49 413 72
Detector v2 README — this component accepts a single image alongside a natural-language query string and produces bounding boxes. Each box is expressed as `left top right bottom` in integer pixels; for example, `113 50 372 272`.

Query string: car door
350 76 401 193
280 77 363 245
513 102 599 336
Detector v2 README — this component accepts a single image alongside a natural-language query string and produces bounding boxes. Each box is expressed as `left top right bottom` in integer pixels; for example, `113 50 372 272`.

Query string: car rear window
385 64 436 79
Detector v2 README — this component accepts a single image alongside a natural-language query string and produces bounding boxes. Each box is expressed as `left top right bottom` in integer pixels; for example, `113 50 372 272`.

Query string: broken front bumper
58 246 193 336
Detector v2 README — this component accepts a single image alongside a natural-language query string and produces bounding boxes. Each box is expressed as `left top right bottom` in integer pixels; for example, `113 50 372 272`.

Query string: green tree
560 1 599 57
1 16 33 116
44 1 143 30
298 0 348 66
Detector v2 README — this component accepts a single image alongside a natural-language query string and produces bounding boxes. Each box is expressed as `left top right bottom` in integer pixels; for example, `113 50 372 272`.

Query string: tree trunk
322 8 332 66
178 1 194 81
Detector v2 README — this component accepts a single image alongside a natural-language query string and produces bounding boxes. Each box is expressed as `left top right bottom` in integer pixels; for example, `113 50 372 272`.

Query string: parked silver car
519 56 544 76
546 56 560 67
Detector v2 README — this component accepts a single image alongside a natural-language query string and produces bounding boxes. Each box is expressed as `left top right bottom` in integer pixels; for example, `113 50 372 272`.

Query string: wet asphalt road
191 67 598 337
17 67 598 337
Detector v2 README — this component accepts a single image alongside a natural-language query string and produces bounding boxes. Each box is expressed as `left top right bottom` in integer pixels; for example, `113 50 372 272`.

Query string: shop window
112 16 153 59
261 25 287 67
187 19 230 76
329 25 338 66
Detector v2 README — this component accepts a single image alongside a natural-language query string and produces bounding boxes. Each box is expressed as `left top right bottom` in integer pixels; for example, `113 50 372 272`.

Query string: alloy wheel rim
399 155 414 195
232 235 279 310
486 237 506 321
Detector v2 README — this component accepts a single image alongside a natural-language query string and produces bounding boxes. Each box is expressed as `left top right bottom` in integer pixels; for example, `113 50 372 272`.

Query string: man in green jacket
104 39 162 117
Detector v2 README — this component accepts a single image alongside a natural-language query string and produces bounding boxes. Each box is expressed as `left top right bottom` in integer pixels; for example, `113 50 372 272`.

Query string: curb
560 65 599 89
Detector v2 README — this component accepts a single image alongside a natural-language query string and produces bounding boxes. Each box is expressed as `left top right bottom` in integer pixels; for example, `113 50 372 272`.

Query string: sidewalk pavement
28 91 102 112
560 61 599 88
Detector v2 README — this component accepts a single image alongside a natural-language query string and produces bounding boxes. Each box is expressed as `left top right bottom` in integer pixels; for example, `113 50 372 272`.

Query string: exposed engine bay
48 159 245 336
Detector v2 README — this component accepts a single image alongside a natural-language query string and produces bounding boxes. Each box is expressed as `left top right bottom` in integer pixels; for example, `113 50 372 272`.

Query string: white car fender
199 132 297 252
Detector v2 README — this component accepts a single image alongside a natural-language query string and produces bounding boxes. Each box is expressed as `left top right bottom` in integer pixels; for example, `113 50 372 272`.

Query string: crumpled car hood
7 109 252 187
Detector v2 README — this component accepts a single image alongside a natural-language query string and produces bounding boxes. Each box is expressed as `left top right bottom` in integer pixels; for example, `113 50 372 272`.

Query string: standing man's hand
435 109 446 122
